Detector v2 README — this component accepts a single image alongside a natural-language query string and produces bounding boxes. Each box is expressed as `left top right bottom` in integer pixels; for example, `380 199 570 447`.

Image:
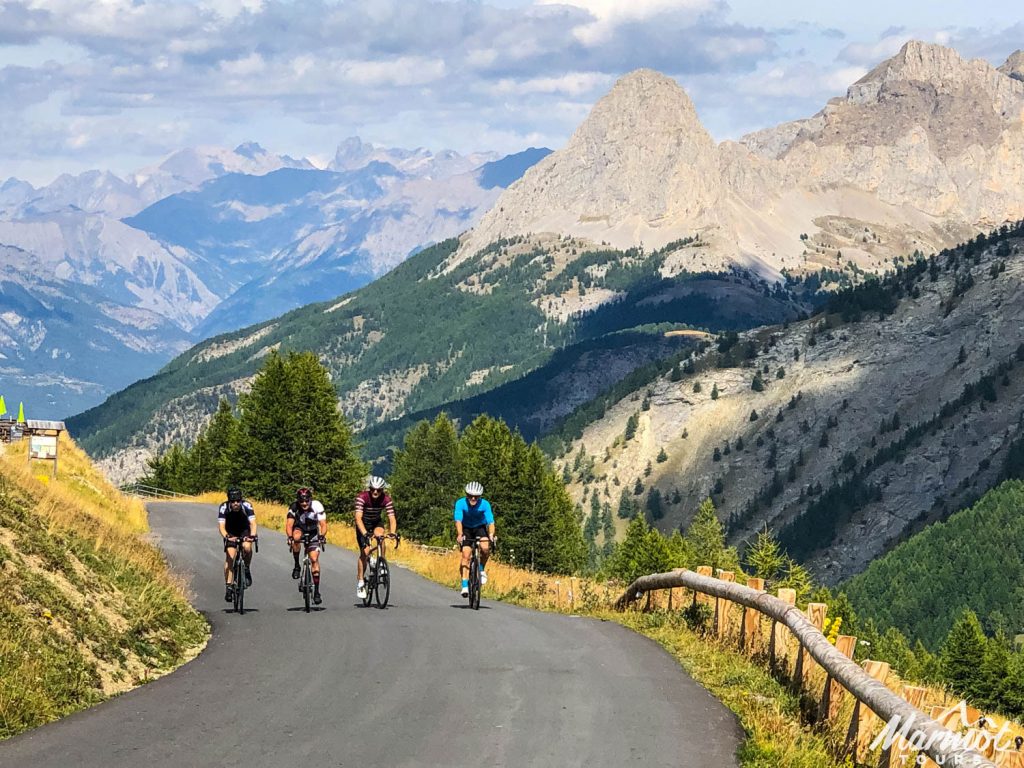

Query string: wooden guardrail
119 483 190 499
617 567 1005 768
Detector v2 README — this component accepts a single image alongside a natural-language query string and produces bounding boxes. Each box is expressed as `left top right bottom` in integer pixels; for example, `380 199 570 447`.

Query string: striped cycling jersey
453 497 494 529
354 490 394 526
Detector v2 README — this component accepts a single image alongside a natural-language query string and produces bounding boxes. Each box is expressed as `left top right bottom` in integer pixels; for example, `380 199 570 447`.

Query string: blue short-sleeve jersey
453 497 494 528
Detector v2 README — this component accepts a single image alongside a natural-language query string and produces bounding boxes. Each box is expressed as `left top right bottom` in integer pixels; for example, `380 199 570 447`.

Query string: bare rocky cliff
562 227 1024 584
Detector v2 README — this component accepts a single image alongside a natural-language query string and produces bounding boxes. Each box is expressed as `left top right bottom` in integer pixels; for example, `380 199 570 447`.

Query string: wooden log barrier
616 569 996 768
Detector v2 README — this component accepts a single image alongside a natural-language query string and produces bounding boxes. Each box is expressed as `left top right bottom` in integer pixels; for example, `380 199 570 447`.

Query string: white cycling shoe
479 570 488 585
460 585 469 597
356 581 367 599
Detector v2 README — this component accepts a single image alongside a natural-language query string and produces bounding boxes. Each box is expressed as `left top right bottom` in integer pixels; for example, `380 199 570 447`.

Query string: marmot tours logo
871 700 1024 766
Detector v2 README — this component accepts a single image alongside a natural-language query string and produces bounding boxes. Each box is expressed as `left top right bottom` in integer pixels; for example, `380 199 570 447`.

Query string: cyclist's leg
479 538 491 567
459 544 472 594
224 544 237 585
241 539 253 565
308 535 323 602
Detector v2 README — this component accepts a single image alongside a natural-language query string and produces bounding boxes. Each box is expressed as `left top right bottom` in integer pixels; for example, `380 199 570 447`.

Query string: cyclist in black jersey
217 487 257 602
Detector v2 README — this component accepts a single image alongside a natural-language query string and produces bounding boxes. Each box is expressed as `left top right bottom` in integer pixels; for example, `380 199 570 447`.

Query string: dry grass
0 435 208 740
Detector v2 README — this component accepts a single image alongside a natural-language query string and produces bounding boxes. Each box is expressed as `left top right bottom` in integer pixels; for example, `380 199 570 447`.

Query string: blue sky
1 0 1021 185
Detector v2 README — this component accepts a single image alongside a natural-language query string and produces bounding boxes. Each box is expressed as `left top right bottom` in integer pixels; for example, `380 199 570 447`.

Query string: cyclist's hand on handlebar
456 534 465 545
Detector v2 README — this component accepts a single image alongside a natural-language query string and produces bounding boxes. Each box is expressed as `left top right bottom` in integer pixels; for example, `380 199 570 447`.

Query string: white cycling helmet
465 481 484 496
368 475 386 490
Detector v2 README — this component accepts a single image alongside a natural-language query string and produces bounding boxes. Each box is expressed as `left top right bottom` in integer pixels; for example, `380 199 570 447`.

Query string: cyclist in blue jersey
454 481 496 597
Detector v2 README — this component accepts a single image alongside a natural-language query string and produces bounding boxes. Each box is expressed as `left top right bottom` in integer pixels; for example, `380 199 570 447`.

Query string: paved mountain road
1 502 742 767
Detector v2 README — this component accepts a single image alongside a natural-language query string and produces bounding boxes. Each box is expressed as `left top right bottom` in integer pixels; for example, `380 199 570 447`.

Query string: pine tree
685 498 737 571
693 381 702 394
646 488 664 520
617 488 635 519
624 412 639 441
751 372 765 392
745 526 785 584
710 383 719 400
603 513 671 583
232 351 366 513
391 413 463 543
941 609 988 700
656 447 668 463
199 397 238 491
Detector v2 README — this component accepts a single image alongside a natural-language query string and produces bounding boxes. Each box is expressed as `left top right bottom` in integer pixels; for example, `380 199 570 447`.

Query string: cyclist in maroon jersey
354 476 397 599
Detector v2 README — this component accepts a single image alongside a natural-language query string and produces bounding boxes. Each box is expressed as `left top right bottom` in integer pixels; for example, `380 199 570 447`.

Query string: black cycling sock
293 551 300 565
313 572 320 586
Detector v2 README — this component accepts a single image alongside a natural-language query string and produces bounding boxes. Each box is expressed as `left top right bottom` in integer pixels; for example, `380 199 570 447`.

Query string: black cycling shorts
358 521 386 549
461 525 489 547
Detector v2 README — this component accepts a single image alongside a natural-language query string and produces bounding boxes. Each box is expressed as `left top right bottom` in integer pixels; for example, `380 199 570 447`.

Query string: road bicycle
462 535 493 610
297 532 324 613
361 533 400 609
225 535 258 615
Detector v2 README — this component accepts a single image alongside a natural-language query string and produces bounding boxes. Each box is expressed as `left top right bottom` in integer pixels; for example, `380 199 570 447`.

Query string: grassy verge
186 493 842 768
0 437 208 740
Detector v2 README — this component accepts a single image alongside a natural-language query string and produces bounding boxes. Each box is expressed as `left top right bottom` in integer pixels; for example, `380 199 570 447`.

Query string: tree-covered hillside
68 234 805 473
843 479 1024 650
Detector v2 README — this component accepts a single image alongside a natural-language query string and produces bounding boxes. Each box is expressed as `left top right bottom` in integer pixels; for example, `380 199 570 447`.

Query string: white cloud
341 57 448 87
536 0 717 45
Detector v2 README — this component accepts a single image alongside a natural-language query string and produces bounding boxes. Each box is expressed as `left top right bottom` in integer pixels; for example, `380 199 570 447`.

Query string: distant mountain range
0 140 550 417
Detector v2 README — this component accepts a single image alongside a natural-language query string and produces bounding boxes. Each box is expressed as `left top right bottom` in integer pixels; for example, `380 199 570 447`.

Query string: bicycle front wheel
303 565 312 613
233 558 244 614
469 556 481 610
375 560 390 609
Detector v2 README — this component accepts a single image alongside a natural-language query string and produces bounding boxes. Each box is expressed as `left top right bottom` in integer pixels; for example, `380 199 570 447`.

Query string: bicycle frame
462 535 491 610
297 532 321 613
226 535 257 615
362 533 399 609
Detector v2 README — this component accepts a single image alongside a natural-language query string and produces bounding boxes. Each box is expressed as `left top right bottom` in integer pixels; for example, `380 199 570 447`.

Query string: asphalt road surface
1 502 742 767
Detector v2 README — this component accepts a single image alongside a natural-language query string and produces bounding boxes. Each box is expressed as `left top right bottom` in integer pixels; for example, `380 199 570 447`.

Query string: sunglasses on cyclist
467 495 480 501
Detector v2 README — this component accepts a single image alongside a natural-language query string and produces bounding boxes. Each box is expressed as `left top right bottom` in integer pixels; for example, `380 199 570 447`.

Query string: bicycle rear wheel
375 559 390 609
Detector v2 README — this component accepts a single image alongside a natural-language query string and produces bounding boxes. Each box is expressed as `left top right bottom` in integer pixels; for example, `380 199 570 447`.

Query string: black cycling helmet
227 487 243 503
296 487 313 503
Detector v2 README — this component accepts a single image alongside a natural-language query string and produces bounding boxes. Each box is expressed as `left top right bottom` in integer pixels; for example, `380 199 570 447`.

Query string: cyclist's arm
217 505 230 540
245 503 257 538
354 506 366 536
315 501 327 539
453 501 464 541
386 496 397 535
285 509 295 538
484 502 496 541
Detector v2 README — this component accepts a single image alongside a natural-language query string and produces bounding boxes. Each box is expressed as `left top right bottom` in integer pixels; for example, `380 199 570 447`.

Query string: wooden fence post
802 603 828 689
819 634 857 723
569 577 578 609
850 660 891 763
770 587 797 673
695 566 713 607
715 571 735 639
742 577 764 654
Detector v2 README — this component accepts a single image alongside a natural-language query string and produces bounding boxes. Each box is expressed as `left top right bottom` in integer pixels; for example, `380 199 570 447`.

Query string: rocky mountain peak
846 40 1024 111
1000 50 1024 81
457 68 721 259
